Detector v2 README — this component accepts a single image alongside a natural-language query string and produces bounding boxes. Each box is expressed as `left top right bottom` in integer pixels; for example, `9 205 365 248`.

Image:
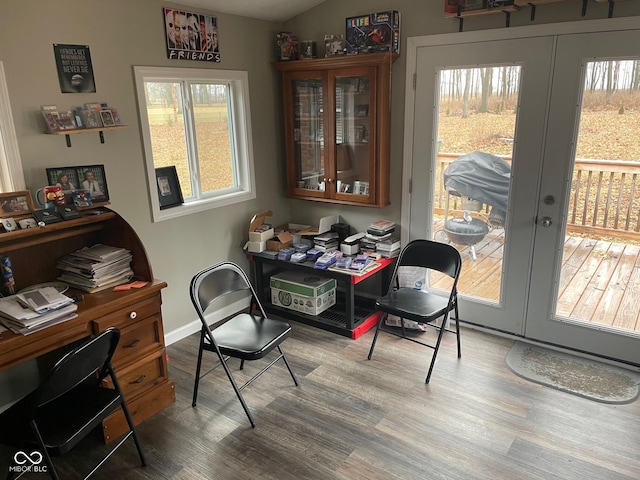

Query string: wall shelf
46 125 130 147
445 5 520 31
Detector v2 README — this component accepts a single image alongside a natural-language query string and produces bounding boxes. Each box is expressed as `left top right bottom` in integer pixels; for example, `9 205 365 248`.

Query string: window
134 66 255 221
0 61 25 193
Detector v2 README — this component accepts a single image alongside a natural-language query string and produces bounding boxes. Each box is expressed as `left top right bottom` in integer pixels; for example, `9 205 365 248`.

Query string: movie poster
164 8 220 62
53 44 96 93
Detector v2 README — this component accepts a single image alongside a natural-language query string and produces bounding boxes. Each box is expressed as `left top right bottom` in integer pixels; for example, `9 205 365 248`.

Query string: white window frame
134 66 256 222
0 61 25 193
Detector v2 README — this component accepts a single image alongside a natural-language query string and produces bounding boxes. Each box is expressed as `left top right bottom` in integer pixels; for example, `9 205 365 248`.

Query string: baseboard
164 298 248 346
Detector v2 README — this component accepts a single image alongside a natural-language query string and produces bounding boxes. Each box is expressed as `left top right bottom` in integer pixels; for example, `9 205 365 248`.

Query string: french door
405 19 640 364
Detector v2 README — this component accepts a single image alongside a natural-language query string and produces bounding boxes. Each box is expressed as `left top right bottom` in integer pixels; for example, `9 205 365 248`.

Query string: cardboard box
246 240 267 253
276 223 311 245
346 11 400 55
270 271 336 316
248 210 274 242
266 231 293 251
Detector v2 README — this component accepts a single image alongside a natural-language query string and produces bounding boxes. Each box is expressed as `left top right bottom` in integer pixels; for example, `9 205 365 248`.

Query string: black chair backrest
35 328 120 408
397 239 461 279
190 262 261 317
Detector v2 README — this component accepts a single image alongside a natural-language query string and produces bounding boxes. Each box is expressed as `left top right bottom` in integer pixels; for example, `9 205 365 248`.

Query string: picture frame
164 8 220 63
46 167 79 194
76 165 109 202
99 110 116 127
0 191 35 218
155 166 184 210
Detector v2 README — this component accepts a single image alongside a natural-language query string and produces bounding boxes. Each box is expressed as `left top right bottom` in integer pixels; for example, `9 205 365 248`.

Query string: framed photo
46 167 80 194
76 165 109 202
164 8 220 63
155 166 184 210
0 191 34 218
99 110 116 127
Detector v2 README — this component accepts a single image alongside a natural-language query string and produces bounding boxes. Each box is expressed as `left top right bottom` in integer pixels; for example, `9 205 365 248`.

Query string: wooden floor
437 225 640 333
3 323 639 479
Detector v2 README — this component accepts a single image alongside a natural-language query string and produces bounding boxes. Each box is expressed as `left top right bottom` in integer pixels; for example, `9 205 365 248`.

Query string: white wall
0 0 289 337
0 0 639 344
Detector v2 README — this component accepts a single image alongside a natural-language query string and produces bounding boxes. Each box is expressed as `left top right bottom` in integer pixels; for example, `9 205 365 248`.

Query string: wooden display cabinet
275 52 398 208
0 207 174 443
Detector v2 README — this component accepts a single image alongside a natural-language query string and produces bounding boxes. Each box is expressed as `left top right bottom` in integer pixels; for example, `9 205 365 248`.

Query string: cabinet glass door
334 74 372 201
293 78 324 192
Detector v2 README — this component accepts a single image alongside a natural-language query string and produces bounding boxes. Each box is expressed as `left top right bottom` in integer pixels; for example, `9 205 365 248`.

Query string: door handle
540 217 552 227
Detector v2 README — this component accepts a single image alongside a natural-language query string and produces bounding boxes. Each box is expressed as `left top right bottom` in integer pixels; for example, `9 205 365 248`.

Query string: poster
53 44 96 93
164 8 220 62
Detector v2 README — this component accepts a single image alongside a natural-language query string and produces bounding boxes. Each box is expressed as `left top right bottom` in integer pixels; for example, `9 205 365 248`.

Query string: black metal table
247 253 395 338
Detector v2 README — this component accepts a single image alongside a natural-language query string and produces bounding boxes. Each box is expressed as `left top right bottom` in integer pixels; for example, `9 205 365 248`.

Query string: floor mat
505 341 640 404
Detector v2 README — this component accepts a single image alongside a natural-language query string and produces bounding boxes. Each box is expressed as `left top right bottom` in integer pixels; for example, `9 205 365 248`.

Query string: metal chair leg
425 314 450 384
192 329 206 407
367 312 387 360
278 346 299 386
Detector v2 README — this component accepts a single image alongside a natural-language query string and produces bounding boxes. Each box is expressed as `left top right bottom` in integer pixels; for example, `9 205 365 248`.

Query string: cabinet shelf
46 125 130 147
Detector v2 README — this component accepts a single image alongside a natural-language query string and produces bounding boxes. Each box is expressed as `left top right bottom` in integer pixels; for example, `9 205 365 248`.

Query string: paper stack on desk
0 287 78 335
56 244 134 293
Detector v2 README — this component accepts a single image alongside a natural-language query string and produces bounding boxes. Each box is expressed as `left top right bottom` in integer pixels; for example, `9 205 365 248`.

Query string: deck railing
434 153 640 240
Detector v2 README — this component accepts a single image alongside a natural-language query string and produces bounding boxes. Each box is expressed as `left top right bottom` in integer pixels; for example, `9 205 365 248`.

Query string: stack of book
0 286 78 335
313 232 340 252
360 219 396 257
56 244 134 293
376 237 401 258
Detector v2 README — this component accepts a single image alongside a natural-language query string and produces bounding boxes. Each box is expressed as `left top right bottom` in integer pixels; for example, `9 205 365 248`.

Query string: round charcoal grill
444 217 489 260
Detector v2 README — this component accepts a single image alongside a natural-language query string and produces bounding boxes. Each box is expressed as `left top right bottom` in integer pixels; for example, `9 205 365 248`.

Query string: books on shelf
41 105 61 133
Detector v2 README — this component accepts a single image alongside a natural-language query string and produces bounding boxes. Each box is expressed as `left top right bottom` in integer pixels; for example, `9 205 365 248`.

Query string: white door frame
400 17 640 244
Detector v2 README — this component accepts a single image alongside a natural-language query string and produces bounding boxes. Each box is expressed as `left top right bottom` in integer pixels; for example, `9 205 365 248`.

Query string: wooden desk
248 254 395 338
0 208 174 442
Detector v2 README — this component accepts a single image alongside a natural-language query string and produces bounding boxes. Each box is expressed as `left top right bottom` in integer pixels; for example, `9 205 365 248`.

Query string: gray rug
505 342 640 404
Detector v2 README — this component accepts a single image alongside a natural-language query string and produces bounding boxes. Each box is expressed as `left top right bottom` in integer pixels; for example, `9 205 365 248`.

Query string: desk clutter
246 211 400 271
56 243 133 293
0 286 78 335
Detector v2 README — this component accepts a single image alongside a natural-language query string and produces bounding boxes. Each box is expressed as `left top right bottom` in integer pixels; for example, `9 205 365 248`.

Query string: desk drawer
104 349 167 400
102 379 175 443
92 295 161 332
112 315 163 369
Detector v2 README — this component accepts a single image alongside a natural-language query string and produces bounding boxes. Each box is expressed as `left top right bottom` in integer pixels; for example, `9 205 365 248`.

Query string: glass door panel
432 66 519 305
554 60 640 333
334 75 371 198
293 79 324 191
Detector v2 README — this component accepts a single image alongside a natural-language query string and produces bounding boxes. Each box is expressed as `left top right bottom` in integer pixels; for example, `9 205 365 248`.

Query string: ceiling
172 0 327 22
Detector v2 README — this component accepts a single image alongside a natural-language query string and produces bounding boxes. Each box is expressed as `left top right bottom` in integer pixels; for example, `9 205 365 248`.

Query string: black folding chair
190 261 298 427
367 239 462 383
0 327 146 480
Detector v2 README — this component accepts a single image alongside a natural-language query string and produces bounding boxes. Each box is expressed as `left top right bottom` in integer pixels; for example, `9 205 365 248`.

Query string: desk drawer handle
124 339 140 348
129 311 137 319
130 375 146 385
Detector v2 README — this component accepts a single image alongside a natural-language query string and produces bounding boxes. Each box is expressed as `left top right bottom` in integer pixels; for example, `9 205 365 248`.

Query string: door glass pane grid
431 66 521 304
335 75 370 196
293 79 324 190
555 59 640 335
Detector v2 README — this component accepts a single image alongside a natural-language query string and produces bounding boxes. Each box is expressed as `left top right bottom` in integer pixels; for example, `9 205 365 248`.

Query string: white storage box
270 271 336 315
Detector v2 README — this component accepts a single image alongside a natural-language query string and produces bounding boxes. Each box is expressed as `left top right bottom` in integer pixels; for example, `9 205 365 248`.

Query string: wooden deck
434 223 640 334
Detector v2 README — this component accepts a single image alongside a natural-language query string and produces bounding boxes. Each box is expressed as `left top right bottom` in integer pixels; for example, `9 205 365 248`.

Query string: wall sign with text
53 44 96 93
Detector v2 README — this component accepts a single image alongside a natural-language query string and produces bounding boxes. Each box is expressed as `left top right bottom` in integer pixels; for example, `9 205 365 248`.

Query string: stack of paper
56 244 134 293
0 288 78 335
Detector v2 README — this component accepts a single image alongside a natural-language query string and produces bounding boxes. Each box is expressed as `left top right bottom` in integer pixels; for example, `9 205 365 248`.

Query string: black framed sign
156 166 184 210
53 44 96 93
